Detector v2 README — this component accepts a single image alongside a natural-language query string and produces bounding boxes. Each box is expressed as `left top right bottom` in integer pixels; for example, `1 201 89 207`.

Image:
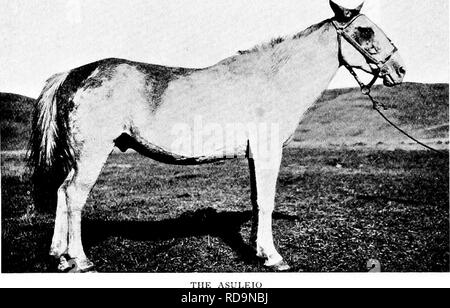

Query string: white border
0 273 450 288
1 1 449 288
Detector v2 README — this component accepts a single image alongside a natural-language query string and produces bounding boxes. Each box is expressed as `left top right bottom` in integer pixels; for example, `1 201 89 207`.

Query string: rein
331 17 447 157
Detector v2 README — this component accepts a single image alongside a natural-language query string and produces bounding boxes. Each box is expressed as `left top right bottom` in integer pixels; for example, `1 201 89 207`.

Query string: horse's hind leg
54 143 113 272
50 169 75 260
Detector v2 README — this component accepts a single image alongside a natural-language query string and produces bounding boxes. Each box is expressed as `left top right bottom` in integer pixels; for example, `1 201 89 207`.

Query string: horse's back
60 57 197 105
59 58 190 125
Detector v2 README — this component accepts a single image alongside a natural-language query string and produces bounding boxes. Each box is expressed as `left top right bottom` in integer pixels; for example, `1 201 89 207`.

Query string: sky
0 0 448 98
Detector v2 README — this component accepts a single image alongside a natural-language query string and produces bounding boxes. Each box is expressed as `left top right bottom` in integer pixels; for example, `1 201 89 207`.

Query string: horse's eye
367 42 381 55
368 46 379 55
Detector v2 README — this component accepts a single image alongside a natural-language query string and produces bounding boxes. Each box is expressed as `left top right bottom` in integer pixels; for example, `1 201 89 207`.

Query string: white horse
29 1 405 272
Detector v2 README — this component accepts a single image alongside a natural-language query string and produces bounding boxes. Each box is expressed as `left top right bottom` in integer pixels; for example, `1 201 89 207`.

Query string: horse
29 1 405 272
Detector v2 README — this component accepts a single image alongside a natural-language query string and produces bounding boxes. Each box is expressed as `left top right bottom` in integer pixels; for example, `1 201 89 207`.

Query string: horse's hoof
70 258 96 273
56 255 72 272
267 260 291 272
56 255 96 273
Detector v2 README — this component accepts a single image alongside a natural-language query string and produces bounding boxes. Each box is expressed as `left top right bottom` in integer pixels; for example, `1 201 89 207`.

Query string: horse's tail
28 71 74 213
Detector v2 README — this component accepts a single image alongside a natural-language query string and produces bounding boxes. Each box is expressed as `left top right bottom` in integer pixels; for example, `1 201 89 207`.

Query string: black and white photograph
0 0 449 287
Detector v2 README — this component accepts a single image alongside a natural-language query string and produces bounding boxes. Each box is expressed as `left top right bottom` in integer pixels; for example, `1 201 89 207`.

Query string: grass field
2 148 448 272
295 83 449 148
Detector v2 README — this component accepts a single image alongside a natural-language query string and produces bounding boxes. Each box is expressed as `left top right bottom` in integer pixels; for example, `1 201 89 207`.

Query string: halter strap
331 15 396 95
331 15 398 68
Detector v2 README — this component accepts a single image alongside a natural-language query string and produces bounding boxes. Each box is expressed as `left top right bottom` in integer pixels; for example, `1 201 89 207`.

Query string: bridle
331 15 446 156
331 14 398 95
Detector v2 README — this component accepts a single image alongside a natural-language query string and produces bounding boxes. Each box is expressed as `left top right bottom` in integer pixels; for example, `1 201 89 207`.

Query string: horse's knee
65 182 91 210
57 186 68 206
56 169 74 199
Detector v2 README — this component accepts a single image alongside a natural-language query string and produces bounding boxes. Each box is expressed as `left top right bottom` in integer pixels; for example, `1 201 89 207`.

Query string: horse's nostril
398 66 406 76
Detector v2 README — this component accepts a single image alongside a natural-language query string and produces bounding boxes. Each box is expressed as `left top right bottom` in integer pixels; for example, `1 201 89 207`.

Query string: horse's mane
292 18 331 40
237 19 331 55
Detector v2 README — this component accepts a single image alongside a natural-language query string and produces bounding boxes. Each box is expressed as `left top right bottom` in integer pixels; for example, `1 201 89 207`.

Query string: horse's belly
128 68 297 161
117 131 247 165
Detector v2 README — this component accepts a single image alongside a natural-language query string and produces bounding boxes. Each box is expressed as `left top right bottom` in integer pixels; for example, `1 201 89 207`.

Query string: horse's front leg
248 145 290 271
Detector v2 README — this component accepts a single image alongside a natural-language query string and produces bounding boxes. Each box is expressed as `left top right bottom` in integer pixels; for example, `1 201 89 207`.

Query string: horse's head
330 1 406 87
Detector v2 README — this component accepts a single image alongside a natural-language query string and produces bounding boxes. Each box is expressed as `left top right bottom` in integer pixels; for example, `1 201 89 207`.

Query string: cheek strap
334 21 380 95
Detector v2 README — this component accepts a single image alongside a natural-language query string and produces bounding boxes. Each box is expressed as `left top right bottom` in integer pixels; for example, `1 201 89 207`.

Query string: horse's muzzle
380 54 406 87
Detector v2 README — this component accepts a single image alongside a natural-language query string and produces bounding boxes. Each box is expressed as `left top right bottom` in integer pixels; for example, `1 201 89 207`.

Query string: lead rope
344 64 448 157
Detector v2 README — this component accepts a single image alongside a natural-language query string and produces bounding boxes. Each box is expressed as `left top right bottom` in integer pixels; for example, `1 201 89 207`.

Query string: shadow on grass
3 206 297 272
82 208 298 266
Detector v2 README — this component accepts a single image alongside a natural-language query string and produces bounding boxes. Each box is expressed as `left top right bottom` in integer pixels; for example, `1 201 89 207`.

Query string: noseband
332 14 398 94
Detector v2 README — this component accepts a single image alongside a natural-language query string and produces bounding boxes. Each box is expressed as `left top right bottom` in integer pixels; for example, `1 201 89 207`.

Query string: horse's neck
270 21 340 113
227 21 339 127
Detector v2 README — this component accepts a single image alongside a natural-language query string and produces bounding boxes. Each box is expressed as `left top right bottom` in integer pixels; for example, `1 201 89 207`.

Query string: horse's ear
330 0 364 22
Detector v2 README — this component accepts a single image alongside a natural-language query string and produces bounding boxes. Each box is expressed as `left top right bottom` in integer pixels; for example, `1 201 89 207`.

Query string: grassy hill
0 93 34 151
0 83 448 151
295 83 449 149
